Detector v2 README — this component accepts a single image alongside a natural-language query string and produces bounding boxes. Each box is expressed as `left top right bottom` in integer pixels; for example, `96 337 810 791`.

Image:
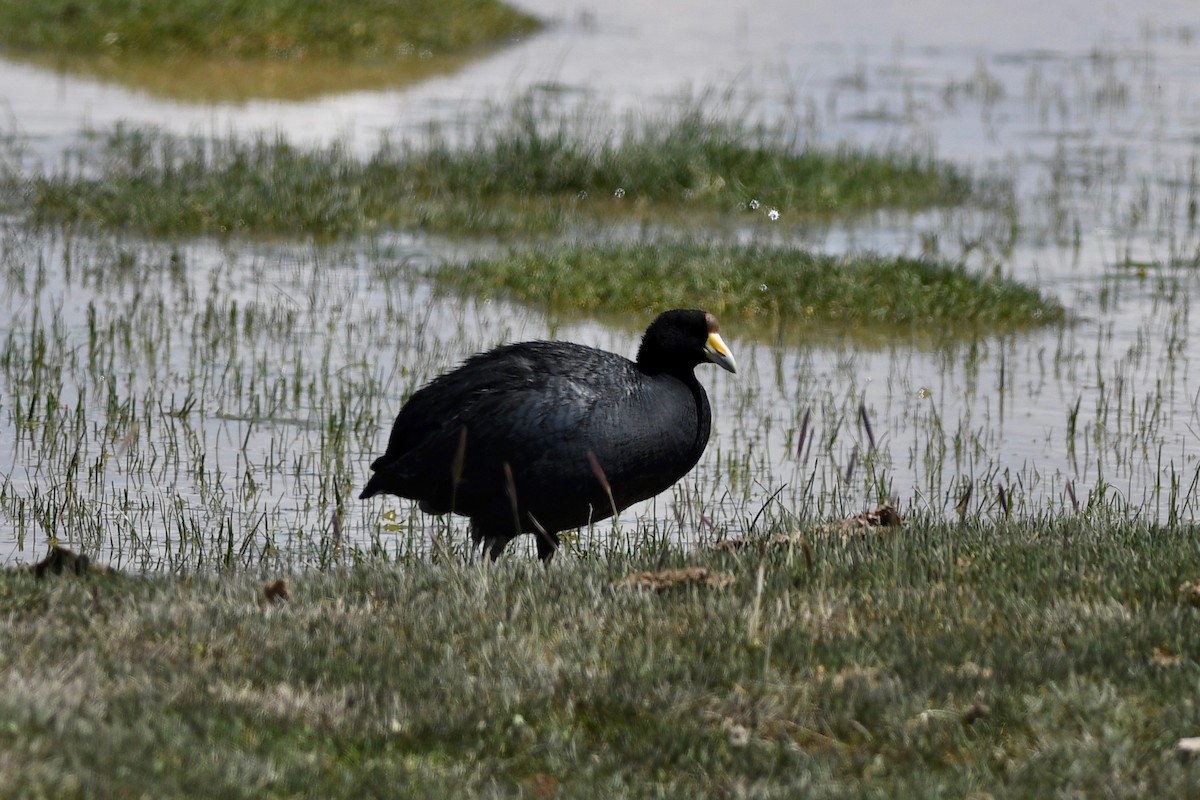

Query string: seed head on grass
262 578 289 604
587 450 618 520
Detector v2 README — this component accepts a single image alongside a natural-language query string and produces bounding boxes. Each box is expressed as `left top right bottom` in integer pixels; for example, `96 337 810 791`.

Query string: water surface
2 0 1200 567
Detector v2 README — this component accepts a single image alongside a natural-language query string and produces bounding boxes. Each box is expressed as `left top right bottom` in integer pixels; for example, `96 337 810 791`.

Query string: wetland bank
1 0 1200 796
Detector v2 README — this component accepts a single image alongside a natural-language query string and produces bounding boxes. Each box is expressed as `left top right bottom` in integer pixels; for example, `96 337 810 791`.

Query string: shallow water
2 0 1200 567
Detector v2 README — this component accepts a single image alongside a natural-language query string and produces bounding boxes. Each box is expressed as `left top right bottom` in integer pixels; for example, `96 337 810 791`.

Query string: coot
359 309 736 561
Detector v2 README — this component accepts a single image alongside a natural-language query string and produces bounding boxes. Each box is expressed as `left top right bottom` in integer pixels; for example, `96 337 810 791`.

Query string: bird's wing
374 342 623 471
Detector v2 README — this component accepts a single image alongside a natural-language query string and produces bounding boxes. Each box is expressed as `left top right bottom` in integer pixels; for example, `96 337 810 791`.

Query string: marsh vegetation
1 0 1199 796
0 0 540 100
29 101 975 237
3 519 1198 797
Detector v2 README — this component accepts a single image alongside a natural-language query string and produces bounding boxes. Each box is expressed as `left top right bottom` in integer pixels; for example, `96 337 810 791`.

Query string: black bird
359 309 737 561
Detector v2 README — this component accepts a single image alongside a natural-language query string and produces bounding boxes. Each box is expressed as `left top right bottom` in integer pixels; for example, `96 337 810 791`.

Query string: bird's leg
469 522 484 564
485 536 509 562
526 513 558 563
535 531 560 562
471 522 506 562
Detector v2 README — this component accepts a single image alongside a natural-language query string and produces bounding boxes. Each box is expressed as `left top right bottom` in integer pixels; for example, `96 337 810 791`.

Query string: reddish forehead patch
704 312 720 333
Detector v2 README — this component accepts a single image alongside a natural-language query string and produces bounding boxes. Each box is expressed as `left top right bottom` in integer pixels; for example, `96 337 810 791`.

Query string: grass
1 517 1198 797
0 0 539 61
0 30 1198 796
0 226 1078 574
0 0 539 101
405 100 975 217
0 0 541 100
24 100 979 238
0 234 404 573
435 241 1065 336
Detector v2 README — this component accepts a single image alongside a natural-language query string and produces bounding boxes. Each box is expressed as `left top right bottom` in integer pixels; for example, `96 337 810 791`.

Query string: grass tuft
25 100 981 239
406 100 975 218
0 0 539 61
436 241 1066 336
0 0 540 100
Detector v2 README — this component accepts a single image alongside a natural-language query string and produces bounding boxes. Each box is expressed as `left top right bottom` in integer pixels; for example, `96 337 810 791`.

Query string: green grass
0 0 540 100
1 22 1196 798
25 101 978 238
0 0 539 60
2 517 1198 797
405 101 975 217
435 241 1065 335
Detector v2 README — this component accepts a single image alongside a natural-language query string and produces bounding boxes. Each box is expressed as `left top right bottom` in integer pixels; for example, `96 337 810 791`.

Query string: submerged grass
2 517 1197 797
437 241 1065 335
26 101 978 238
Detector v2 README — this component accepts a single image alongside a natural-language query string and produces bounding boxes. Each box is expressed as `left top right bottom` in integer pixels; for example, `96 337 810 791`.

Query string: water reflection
13 49 485 104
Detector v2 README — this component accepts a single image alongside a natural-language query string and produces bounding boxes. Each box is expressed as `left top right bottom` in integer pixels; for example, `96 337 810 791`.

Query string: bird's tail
358 472 386 500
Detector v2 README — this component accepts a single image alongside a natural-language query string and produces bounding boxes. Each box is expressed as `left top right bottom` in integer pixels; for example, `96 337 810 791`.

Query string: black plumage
359 309 737 561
